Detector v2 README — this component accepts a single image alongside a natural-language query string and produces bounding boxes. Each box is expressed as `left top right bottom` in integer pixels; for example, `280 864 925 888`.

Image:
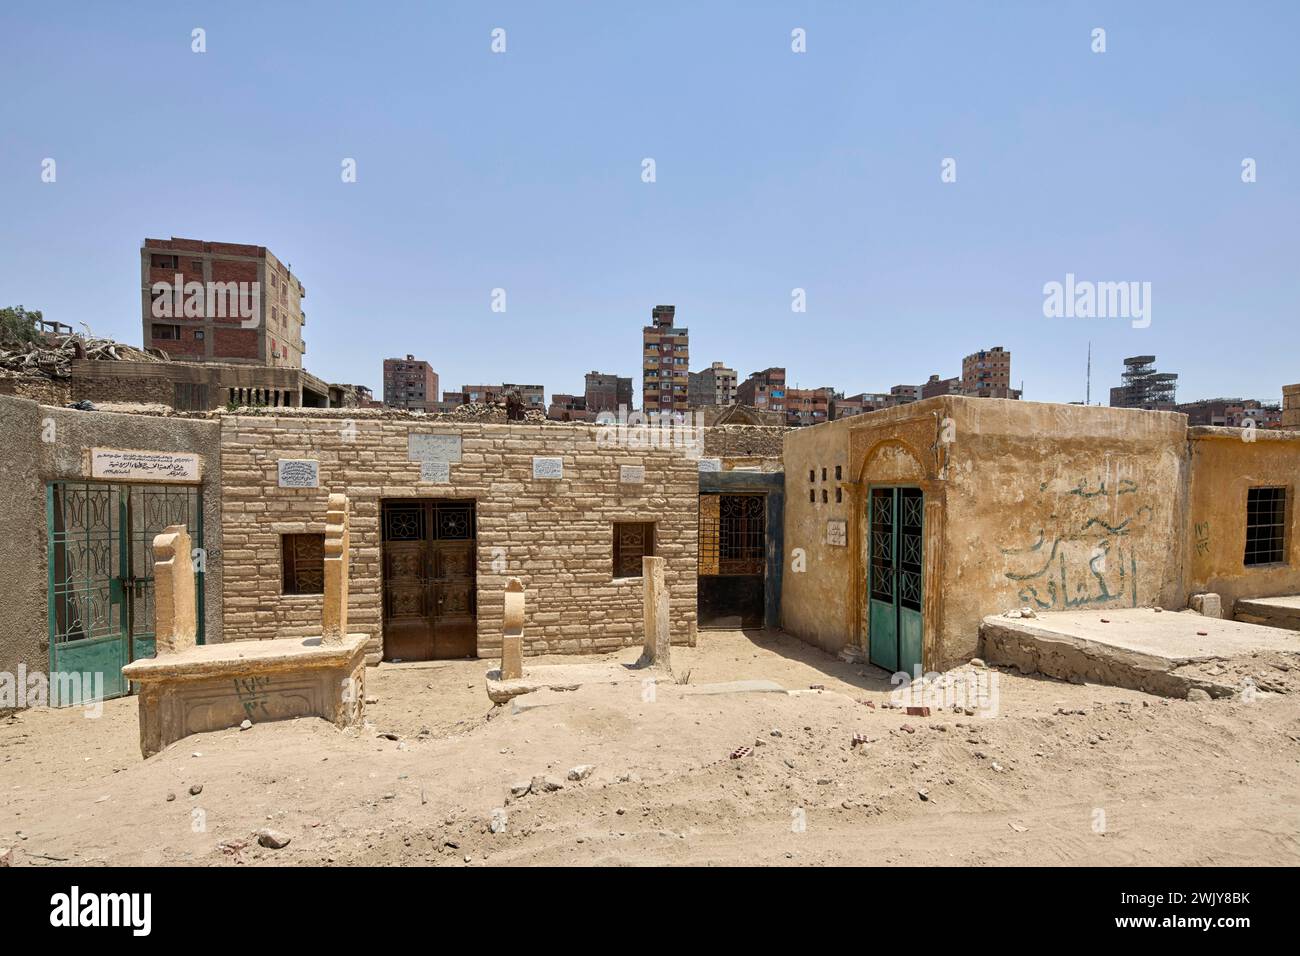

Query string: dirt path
3 630 1299 866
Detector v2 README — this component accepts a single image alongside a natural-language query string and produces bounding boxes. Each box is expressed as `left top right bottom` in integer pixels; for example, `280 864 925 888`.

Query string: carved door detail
382 499 476 660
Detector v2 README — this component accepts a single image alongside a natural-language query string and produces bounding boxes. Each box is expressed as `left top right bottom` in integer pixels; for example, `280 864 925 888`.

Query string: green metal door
868 486 923 676
48 482 203 706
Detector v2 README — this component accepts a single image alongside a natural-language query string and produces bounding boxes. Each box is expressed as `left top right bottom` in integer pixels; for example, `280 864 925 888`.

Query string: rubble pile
0 330 170 380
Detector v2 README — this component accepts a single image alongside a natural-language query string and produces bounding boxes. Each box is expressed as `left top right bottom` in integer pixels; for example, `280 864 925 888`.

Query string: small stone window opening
1244 487 1287 566
821 467 827 481
835 465 842 480
836 487 843 503
282 533 325 594
809 490 816 504
809 469 815 482
613 522 655 579
821 489 828 504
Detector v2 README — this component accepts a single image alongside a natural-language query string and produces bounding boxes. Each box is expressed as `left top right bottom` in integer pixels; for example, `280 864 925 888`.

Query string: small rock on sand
256 829 291 849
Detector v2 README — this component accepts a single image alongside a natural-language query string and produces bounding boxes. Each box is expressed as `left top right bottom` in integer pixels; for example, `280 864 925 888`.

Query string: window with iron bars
1244 486 1288 566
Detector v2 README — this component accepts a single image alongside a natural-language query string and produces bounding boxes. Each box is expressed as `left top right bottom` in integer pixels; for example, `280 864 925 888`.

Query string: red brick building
141 237 307 367
784 386 834 426
737 367 786 414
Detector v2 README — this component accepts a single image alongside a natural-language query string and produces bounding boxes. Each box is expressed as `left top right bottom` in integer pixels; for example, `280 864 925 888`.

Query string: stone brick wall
219 413 698 661
70 375 173 406
1283 384 1300 429
704 425 787 460
0 374 71 405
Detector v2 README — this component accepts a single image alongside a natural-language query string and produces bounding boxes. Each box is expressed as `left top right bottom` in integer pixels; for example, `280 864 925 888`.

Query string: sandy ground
3 628 1299 867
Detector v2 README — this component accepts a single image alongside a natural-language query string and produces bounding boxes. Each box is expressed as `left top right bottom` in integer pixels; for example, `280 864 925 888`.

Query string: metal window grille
1244 486 1287 566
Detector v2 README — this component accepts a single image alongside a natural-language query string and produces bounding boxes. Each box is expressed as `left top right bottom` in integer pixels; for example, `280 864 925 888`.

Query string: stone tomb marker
322 493 350 645
639 555 670 667
123 497 369 758
501 577 525 680
152 525 197 654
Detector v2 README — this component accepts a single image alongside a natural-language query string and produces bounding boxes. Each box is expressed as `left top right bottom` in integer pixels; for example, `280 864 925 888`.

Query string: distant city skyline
3 1 1297 408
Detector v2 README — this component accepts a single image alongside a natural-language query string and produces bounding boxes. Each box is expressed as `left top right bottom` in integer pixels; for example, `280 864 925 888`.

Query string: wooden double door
381 499 477 661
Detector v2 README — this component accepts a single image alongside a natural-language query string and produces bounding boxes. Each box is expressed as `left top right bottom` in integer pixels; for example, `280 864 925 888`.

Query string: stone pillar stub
639 556 670 667
502 576 524 680
322 493 350 645
152 524 196 654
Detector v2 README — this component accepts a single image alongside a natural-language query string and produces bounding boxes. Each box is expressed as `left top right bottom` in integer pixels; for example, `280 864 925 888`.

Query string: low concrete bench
122 494 368 757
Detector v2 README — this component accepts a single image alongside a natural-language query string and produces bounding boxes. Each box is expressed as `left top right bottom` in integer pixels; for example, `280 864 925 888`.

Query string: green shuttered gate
868 486 924 676
47 482 203 705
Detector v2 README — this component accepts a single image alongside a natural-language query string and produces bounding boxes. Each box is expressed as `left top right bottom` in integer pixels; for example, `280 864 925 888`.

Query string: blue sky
2 1 1296 405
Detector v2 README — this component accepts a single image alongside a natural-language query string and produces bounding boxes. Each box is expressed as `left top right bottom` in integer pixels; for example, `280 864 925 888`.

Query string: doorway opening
867 486 924 675
48 481 204 705
698 493 766 628
381 498 477 661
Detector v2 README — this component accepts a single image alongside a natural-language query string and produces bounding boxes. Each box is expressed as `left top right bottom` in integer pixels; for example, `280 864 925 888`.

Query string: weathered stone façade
220 411 699 661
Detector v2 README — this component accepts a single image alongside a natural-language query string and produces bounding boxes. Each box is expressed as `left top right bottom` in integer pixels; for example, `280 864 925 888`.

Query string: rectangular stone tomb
121 635 369 758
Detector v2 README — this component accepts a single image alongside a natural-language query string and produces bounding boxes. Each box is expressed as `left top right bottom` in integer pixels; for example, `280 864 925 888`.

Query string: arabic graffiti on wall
999 475 1155 610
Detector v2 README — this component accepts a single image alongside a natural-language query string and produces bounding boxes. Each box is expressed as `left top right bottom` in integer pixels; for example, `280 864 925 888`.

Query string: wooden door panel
382 501 476 661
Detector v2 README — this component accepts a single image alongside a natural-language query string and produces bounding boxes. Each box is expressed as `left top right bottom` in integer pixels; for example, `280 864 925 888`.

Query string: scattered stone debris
530 775 563 794
0 847 11 867
0 329 170 381
905 706 931 717
1187 688 1212 702
239 719 252 731
566 764 594 781
729 746 752 760
188 784 203 796
917 788 931 802
851 733 869 747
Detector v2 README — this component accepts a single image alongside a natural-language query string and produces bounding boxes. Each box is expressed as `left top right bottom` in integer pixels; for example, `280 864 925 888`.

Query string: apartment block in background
445 383 545 409
1177 397 1282 428
547 393 596 422
961 346 1019 398
832 394 871 419
383 355 439 411
922 374 963 399
642 305 690 414
141 237 306 367
1110 355 1178 410
890 384 921 404
737 367 786 414
785 386 835 426
584 371 632 415
688 361 738 408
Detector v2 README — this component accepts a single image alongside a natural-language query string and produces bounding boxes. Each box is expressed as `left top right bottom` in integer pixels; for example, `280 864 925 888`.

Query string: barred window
1244 487 1287 566
282 533 325 594
613 522 655 578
